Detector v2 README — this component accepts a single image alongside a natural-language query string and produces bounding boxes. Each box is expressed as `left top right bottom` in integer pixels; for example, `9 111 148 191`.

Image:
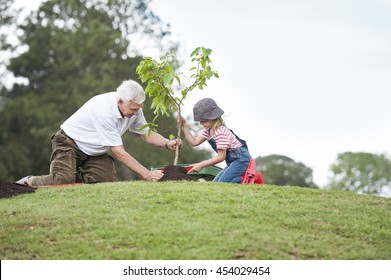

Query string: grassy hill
0 181 390 260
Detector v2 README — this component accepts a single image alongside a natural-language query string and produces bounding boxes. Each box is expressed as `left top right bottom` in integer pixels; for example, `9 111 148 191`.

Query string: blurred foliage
0 0 14 53
0 0 209 181
328 152 391 196
0 0 21 95
255 154 317 188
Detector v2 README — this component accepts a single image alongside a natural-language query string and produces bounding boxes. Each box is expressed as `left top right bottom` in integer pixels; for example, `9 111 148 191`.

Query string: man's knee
80 155 117 183
53 173 77 184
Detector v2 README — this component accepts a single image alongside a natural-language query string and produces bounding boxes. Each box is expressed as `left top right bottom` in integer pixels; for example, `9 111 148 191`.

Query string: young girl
179 98 251 183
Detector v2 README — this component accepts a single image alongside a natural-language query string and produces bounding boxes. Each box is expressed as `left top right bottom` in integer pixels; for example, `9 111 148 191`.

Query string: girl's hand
177 115 187 128
189 163 203 173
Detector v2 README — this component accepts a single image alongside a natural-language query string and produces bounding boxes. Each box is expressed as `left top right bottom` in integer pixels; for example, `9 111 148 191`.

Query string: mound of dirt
159 165 195 182
0 179 36 199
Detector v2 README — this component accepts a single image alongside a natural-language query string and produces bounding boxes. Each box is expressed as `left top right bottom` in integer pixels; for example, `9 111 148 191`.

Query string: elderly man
17 80 180 187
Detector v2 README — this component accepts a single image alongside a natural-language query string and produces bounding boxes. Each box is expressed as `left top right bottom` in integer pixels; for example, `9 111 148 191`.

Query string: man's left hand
166 139 183 151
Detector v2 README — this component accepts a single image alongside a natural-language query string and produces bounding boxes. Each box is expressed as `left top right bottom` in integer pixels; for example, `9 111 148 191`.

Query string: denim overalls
207 130 251 183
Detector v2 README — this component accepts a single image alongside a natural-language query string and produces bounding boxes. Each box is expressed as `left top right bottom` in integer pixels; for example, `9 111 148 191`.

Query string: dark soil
0 179 36 199
159 165 195 182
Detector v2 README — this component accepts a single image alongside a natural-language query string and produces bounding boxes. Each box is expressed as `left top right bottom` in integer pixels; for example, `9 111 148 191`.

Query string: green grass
1 181 390 260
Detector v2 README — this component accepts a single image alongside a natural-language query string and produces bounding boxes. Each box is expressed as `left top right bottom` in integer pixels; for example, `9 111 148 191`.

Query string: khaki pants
30 130 117 187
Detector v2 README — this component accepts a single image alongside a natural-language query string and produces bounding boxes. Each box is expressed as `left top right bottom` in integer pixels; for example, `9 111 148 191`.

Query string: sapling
136 47 219 165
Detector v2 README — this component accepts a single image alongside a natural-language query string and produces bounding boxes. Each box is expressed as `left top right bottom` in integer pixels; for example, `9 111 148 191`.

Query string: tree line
1 0 390 196
254 153 391 196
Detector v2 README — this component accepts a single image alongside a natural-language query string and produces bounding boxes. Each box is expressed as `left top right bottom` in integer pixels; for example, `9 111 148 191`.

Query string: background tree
0 0 13 82
0 0 22 96
0 0 209 181
327 152 391 196
255 154 317 188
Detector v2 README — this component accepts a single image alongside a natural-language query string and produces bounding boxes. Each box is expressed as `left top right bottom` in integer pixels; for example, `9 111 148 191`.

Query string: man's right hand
146 170 164 181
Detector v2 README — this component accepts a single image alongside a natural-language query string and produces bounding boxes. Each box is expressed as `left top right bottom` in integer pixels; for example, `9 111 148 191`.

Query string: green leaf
174 75 181 85
202 47 212 56
191 47 201 57
181 90 188 99
163 74 174 86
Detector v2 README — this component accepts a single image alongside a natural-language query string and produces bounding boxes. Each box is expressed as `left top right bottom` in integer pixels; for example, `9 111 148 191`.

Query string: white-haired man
17 80 181 187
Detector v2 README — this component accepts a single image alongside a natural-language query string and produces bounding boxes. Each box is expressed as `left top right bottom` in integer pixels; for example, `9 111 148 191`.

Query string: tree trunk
173 107 182 165
173 125 181 165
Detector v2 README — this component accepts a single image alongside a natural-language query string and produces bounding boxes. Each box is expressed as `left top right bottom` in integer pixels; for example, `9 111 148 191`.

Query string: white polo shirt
61 92 148 156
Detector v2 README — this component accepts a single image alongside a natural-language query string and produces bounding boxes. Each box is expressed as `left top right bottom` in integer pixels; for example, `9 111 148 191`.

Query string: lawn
1 181 390 259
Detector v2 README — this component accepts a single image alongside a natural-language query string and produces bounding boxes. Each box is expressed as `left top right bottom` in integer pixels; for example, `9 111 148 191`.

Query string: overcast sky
148 0 391 187
13 0 391 187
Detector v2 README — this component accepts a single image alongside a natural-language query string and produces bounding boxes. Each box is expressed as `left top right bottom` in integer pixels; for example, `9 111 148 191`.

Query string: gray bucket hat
193 98 224 121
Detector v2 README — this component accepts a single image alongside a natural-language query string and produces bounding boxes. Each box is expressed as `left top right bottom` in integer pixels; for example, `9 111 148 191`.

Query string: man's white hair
116 80 146 104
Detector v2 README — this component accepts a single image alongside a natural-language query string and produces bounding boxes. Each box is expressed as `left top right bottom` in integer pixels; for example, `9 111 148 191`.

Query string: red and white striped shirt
201 126 242 150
